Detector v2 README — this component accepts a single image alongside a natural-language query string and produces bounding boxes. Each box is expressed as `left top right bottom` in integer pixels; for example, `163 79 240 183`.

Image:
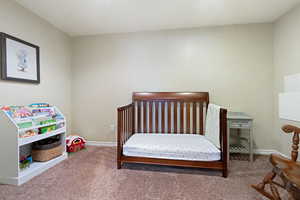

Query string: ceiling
15 0 300 36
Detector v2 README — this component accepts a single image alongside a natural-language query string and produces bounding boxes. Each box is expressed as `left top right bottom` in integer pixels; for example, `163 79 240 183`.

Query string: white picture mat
6 39 37 81
284 73 300 92
279 92 300 122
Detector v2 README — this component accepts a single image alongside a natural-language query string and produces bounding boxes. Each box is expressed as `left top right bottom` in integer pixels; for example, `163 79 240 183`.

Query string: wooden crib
117 92 228 177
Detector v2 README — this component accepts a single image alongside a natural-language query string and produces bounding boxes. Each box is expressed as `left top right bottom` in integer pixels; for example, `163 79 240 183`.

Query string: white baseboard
86 141 117 147
254 149 288 158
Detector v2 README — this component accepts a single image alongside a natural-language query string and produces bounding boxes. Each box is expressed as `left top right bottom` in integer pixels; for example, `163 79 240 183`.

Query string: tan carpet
0 147 289 200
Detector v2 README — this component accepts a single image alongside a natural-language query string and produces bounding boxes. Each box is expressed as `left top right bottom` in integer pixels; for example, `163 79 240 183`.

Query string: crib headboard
132 92 209 135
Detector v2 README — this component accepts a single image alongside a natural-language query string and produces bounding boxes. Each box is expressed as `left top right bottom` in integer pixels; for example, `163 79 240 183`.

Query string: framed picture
0 33 40 84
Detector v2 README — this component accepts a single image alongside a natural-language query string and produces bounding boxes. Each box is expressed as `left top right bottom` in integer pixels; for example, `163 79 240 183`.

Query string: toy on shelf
1 104 65 131
1 106 10 111
29 103 50 108
31 107 56 118
39 125 56 134
17 121 33 129
66 135 86 153
19 144 33 170
12 107 32 119
19 129 38 138
34 117 56 126
19 155 32 170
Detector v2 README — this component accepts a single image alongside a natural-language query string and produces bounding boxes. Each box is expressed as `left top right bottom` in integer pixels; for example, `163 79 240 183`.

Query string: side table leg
227 121 230 166
250 125 253 162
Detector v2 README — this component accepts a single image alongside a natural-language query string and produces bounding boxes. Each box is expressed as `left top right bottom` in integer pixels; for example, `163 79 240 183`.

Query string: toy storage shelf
0 106 68 186
19 126 66 146
19 120 65 132
18 153 67 186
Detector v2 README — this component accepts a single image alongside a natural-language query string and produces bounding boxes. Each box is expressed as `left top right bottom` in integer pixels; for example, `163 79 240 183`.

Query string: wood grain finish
168 102 171 133
186 102 190 134
193 102 197 133
117 103 134 169
118 92 228 177
133 92 209 102
199 102 204 134
174 102 178 133
180 102 184 133
149 102 153 133
137 102 141 133
282 124 300 162
161 102 165 133
143 101 147 133
252 124 300 199
155 102 159 133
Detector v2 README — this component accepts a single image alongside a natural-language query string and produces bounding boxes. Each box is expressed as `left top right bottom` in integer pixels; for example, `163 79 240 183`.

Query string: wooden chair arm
282 125 300 162
282 125 300 135
270 154 300 188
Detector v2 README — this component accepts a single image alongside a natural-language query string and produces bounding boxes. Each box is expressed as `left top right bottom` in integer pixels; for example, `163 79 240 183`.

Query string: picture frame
0 32 40 84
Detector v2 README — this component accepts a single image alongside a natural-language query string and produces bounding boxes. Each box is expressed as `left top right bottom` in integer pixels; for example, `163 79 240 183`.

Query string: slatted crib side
117 104 134 169
134 100 207 134
133 92 209 135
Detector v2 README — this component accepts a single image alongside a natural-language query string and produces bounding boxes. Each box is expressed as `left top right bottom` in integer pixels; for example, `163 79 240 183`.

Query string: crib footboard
117 104 134 169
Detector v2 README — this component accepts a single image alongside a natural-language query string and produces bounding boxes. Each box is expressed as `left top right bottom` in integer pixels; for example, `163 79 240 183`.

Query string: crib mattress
123 133 221 161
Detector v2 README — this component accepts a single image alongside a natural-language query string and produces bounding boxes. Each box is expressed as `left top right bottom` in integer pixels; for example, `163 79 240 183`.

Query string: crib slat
129 107 132 136
174 102 178 133
143 101 147 133
155 102 159 133
168 102 171 133
199 102 204 134
127 109 129 140
125 110 127 141
149 101 153 133
132 103 135 133
161 102 165 133
128 107 130 136
180 102 184 133
121 110 124 145
193 102 197 134
186 102 190 134
137 101 141 133
131 106 133 134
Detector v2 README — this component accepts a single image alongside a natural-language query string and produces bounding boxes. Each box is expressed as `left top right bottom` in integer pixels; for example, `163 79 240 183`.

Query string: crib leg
117 160 121 169
222 168 228 178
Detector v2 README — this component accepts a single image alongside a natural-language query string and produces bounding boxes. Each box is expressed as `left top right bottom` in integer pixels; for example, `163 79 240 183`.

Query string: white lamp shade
279 92 300 122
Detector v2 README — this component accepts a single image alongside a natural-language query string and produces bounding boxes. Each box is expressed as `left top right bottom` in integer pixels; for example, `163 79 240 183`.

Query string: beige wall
72 24 275 149
274 5 300 158
0 0 72 129
2 0 300 154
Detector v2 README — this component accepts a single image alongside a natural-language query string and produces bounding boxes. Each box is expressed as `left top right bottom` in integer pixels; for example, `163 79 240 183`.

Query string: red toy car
66 135 86 152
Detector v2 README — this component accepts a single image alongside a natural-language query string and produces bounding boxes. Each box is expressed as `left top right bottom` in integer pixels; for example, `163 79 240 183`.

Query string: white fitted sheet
123 134 221 161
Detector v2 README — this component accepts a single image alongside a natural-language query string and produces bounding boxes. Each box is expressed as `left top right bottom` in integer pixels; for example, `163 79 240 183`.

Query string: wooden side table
227 112 253 162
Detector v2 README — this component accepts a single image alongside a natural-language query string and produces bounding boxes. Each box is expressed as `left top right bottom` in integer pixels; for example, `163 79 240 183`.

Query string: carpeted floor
0 147 289 200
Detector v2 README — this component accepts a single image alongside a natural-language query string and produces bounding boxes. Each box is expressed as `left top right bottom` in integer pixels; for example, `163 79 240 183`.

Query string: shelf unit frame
0 106 67 185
